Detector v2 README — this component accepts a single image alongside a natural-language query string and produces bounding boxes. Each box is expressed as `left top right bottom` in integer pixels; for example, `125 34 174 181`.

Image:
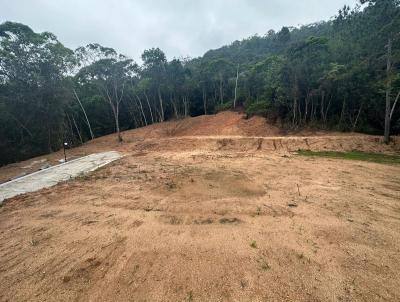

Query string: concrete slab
0 151 122 204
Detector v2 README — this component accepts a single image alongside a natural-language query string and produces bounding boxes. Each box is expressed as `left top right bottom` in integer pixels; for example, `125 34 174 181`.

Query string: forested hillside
1 0 399 165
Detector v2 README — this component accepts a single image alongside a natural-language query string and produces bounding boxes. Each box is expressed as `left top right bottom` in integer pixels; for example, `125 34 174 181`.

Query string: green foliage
298 150 400 165
1 0 400 165
245 101 271 117
0 22 75 164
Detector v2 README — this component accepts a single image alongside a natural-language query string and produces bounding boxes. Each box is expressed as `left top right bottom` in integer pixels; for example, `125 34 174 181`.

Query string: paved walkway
0 151 122 204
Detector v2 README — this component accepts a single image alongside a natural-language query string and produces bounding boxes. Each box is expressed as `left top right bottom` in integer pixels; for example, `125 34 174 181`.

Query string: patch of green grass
297 150 400 165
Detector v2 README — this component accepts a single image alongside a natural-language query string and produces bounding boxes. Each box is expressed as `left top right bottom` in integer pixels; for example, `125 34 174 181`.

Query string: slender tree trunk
154 106 162 123
132 112 139 128
384 38 392 144
135 95 148 126
183 96 189 117
116 108 122 142
172 98 178 119
158 87 164 122
203 88 207 115
127 103 138 127
107 82 124 142
65 113 74 143
110 103 122 142
310 96 314 123
304 92 310 124
351 104 363 132
7 111 33 138
390 91 400 121
71 114 83 144
143 91 154 124
135 102 145 127
292 76 298 127
298 98 302 124
320 90 325 123
339 97 346 127
219 73 223 104
233 65 239 108
73 89 94 140
323 94 332 126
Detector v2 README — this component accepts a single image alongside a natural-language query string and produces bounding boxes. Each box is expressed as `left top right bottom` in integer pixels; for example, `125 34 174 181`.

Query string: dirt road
0 112 399 301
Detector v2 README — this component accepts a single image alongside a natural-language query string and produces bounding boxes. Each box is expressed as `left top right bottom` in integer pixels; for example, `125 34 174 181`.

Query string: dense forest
0 0 399 165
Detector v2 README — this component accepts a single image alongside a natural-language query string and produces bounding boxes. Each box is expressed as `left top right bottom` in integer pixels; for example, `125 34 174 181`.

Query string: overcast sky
1 0 358 62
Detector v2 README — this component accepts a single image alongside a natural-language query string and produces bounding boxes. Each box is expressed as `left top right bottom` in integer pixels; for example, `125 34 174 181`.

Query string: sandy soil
0 112 400 301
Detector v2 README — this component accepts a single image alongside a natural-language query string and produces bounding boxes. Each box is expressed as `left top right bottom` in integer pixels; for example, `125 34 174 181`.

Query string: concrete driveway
0 151 122 204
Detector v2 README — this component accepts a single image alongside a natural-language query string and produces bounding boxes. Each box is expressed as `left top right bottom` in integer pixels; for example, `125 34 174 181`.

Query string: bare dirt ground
0 112 399 302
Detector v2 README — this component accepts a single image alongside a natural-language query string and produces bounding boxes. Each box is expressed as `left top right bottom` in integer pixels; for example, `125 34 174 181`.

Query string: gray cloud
0 0 359 62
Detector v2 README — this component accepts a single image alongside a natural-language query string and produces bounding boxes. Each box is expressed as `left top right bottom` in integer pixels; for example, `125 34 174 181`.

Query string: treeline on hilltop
0 0 399 165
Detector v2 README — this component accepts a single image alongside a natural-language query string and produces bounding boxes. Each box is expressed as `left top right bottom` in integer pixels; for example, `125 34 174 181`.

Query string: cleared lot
0 113 399 301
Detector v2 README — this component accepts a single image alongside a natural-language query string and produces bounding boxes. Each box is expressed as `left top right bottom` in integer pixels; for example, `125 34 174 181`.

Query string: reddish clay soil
0 112 399 302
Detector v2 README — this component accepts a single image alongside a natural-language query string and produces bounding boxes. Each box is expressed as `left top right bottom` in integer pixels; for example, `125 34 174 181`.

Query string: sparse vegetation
298 150 400 165
219 217 241 224
165 180 177 190
186 291 194 302
250 241 258 249
257 257 271 271
76 173 91 182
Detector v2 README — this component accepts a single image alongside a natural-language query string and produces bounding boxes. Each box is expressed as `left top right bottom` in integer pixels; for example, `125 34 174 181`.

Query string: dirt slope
0 111 398 184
